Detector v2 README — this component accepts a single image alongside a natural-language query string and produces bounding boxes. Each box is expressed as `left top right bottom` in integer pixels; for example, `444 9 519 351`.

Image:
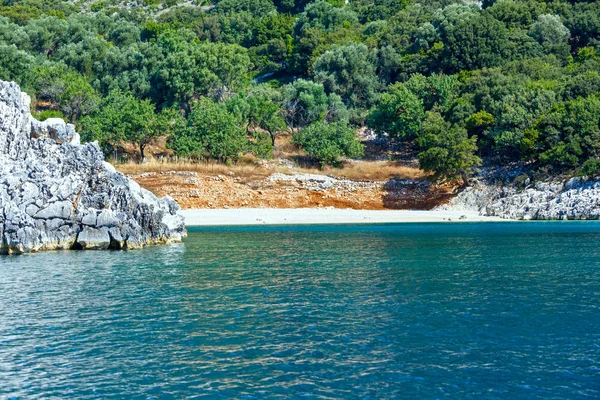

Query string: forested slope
1 0 599 180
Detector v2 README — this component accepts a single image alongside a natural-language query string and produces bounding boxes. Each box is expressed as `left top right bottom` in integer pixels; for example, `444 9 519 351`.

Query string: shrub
582 158 600 177
367 84 424 139
417 112 481 182
169 98 247 163
293 121 364 166
32 109 66 121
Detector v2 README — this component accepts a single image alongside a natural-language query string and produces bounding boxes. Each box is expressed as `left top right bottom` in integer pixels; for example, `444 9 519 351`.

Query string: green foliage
55 33 109 76
80 89 176 159
108 19 141 47
0 0 597 175
273 0 310 13
528 13 571 59
248 13 294 47
33 64 99 123
563 71 600 101
294 1 358 35
485 0 545 30
404 73 460 112
0 4 42 25
32 109 65 121
417 112 481 181
156 36 251 107
293 120 364 166
539 141 582 168
90 2 106 13
367 83 424 139
466 110 496 136
79 90 128 156
169 98 247 162
24 15 68 56
313 43 381 110
156 7 206 26
538 95 600 168
567 2 600 50
529 14 570 47
351 0 410 23
442 14 513 72
216 0 277 18
129 105 182 160
60 79 99 123
247 131 274 159
582 158 600 177
227 84 286 146
280 78 347 129
488 88 556 154
0 44 34 86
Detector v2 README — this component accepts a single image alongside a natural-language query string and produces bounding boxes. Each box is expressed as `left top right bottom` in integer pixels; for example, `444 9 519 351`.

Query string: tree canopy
0 0 598 177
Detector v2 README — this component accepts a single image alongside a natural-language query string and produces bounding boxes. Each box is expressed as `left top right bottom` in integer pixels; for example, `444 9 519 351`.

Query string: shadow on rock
382 178 458 210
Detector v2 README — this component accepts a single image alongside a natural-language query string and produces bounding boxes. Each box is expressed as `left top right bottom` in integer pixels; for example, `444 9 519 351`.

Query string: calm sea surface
1 222 599 399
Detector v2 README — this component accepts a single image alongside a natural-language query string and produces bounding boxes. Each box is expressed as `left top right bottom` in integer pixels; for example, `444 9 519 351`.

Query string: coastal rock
440 176 600 220
268 172 381 192
0 81 186 254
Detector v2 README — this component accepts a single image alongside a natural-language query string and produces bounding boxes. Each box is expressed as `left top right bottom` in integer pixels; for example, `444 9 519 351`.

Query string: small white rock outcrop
0 81 186 254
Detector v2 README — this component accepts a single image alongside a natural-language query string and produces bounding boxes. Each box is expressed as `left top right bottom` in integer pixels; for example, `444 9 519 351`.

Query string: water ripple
1 222 600 399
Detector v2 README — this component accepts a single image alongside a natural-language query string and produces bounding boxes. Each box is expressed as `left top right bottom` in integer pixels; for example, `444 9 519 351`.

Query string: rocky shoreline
0 81 186 255
440 176 600 220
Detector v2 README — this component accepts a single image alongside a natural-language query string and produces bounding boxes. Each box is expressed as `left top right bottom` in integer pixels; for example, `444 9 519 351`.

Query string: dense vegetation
1 0 599 178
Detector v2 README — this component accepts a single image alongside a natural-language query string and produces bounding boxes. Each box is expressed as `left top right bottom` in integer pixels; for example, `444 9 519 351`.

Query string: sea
1 222 599 399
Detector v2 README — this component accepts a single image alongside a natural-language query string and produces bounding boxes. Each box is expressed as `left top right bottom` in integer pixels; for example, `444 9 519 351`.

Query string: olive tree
169 98 247 163
313 43 381 110
417 112 481 182
293 120 364 166
367 83 425 139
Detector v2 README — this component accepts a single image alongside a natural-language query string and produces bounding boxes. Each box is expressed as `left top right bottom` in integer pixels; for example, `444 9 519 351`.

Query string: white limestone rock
439 176 600 220
0 81 186 254
76 226 111 250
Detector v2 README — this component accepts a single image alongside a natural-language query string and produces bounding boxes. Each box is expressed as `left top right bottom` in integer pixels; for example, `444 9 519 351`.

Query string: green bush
90 1 106 12
417 112 481 182
247 131 273 159
169 98 248 163
367 83 424 139
293 121 364 166
32 109 66 121
582 158 600 177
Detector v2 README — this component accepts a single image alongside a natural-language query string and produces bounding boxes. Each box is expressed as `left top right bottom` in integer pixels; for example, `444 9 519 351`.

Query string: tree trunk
182 100 192 117
461 172 469 187
139 143 145 163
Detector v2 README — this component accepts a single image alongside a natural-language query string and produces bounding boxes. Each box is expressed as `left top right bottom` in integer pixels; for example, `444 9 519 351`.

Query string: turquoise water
1 222 599 399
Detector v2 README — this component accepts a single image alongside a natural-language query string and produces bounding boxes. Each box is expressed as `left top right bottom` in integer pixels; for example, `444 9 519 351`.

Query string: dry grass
114 156 426 181
115 157 271 178
328 162 427 181
114 131 426 181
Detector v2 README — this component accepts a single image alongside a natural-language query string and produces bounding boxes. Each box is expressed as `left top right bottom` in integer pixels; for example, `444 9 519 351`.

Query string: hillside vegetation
1 0 599 180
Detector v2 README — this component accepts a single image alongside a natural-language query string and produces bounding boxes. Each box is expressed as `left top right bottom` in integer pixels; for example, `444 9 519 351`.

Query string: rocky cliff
440 176 600 220
0 81 186 254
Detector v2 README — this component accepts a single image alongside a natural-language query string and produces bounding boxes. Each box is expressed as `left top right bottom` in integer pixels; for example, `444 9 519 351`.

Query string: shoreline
179 208 507 226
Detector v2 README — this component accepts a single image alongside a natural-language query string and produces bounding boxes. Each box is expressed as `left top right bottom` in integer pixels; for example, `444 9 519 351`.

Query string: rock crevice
440 176 600 220
0 81 186 254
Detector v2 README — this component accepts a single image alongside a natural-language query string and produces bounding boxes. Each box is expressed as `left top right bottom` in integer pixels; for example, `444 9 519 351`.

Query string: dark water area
1 222 599 399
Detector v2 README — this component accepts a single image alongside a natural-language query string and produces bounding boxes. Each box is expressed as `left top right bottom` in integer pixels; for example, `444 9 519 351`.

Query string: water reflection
1 223 600 399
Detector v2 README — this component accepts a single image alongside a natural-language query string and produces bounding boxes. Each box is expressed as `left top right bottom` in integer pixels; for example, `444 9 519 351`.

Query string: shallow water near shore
1 222 599 399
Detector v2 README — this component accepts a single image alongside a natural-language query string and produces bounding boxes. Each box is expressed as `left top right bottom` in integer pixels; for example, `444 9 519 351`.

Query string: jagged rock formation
440 177 600 220
0 81 186 254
